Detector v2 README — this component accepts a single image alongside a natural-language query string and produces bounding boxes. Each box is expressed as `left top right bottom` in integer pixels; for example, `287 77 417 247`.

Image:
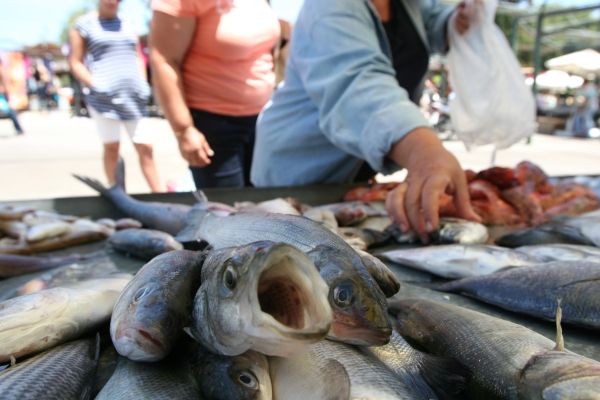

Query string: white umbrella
545 48 600 76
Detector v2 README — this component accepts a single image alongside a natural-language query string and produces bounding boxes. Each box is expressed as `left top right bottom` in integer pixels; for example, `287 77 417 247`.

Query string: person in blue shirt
251 0 480 242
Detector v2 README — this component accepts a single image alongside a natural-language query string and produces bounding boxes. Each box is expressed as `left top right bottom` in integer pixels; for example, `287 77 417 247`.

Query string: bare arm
385 127 480 242
68 28 94 88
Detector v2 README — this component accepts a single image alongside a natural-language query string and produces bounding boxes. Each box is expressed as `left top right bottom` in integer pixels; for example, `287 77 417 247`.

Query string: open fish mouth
252 245 331 338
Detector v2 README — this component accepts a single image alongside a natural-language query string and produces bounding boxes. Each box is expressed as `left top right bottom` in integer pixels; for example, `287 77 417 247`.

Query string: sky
0 0 590 50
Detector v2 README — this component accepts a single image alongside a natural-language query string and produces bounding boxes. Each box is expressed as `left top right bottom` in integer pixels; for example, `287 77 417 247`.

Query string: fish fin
322 359 351 400
554 298 565 352
358 250 401 297
72 174 109 195
115 158 126 191
175 206 209 243
192 190 208 204
418 353 470 399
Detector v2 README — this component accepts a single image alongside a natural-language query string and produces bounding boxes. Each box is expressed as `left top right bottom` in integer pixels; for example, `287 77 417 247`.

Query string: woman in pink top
150 0 281 188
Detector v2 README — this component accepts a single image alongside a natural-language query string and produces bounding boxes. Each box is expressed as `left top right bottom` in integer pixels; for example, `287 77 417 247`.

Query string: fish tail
72 174 109 196
192 190 208 204
419 353 470 399
115 158 126 191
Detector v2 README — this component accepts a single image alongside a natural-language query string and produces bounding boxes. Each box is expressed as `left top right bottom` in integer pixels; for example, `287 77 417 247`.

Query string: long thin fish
0 252 101 278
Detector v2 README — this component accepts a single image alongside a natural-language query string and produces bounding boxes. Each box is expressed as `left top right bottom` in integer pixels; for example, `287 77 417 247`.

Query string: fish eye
333 283 354 307
223 264 238 291
237 371 258 389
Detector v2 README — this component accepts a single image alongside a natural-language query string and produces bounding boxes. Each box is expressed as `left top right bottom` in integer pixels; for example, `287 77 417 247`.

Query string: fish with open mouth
381 244 540 279
390 298 600 399
111 250 205 362
0 276 131 362
190 241 332 357
0 336 100 400
177 208 396 346
436 261 600 329
107 228 183 261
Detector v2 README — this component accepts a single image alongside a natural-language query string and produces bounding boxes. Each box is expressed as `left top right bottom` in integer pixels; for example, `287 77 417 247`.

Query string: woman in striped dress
69 0 163 192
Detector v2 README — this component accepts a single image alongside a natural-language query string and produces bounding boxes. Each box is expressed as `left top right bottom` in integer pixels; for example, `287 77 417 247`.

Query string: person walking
0 58 25 135
69 0 163 191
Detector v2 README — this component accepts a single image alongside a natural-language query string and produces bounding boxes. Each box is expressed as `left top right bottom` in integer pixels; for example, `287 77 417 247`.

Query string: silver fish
107 228 183 261
381 244 539 279
111 250 205 362
177 208 396 345
191 241 332 356
0 252 101 278
386 218 489 245
235 198 302 215
515 244 600 262
304 201 387 226
0 276 131 362
96 355 198 400
192 346 273 400
390 298 600 399
0 336 99 400
437 261 600 329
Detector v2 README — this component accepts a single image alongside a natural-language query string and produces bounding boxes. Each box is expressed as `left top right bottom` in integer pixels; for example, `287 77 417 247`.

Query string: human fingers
452 172 482 222
421 174 451 233
404 176 428 243
385 182 409 232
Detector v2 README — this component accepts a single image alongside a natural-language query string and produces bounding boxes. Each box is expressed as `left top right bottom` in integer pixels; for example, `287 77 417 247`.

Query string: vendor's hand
386 128 481 243
454 1 471 35
175 126 214 167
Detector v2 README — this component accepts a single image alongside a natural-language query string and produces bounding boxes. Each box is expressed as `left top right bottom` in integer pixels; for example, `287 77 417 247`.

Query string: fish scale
0 337 99 400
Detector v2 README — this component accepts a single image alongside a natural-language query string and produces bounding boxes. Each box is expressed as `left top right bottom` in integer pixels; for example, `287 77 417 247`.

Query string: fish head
192 241 332 356
193 349 272 400
111 281 178 361
308 245 392 346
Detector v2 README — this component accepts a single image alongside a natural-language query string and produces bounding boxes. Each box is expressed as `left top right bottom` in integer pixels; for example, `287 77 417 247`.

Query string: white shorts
88 106 154 145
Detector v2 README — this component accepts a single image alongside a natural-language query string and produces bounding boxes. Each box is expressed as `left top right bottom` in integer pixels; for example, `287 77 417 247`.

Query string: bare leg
103 142 120 186
134 143 163 192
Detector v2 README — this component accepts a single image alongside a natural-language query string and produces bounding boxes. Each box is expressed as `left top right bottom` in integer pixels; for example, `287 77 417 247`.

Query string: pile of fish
345 161 600 226
0 161 599 399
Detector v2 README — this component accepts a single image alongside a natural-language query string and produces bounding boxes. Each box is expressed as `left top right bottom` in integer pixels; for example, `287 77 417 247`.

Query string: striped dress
74 13 149 120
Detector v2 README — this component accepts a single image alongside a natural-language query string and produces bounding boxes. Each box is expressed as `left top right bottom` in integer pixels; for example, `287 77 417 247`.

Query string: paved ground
2 111 600 202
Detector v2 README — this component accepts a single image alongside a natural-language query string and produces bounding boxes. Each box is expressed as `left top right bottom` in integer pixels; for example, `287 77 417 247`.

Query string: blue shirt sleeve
293 5 430 174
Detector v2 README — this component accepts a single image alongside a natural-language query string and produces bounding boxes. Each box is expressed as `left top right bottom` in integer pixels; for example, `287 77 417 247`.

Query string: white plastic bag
447 0 536 150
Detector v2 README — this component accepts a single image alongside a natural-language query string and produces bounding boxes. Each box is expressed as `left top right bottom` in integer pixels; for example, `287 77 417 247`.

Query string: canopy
545 48 600 77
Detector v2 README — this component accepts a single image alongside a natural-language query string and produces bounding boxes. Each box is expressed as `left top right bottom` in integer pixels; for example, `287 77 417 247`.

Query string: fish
389 298 600 399
111 250 205 362
192 345 273 400
0 276 131 362
381 244 539 279
364 331 468 399
107 228 183 261
515 244 600 262
235 198 302 215
191 241 332 356
96 354 199 400
26 221 72 242
73 160 193 235
336 227 391 250
496 213 600 248
0 205 34 221
0 336 100 400
0 252 101 278
272 339 439 400
0 220 27 240
177 208 396 345
114 218 143 230
304 201 387 226
386 218 489 245
436 261 600 329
